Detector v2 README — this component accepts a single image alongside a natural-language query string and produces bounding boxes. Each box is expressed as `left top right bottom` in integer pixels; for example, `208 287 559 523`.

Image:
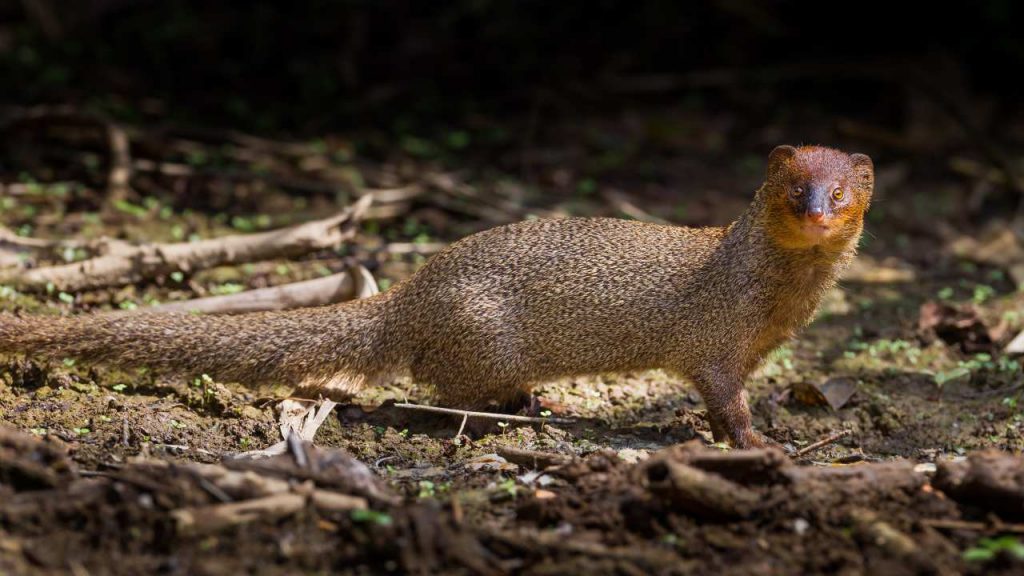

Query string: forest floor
2 106 1024 575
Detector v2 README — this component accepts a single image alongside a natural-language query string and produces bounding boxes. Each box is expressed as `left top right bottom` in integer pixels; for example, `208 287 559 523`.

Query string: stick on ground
0 195 372 292
134 265 377 315
393 402 573 425
793 429 853 458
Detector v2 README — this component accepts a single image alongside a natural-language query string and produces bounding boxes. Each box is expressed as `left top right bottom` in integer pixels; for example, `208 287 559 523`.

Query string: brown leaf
790 377 858 410
918 301 995 353
789 381 829 407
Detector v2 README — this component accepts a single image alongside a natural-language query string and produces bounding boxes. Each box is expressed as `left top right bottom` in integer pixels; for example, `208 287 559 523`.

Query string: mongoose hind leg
691 371 764 449
708 418 730 445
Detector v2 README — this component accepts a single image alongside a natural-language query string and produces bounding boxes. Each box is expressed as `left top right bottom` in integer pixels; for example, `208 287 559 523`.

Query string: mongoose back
0 145 873 447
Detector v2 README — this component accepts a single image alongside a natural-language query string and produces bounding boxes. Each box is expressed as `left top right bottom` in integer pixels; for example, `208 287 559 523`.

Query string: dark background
1 0 1022 223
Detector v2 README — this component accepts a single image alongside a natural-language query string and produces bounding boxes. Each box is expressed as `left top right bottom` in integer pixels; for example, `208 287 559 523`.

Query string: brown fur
0 145 872 448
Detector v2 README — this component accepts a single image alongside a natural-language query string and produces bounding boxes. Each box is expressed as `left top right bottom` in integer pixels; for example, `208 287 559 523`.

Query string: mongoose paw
519 396 568 418
731 429 783 450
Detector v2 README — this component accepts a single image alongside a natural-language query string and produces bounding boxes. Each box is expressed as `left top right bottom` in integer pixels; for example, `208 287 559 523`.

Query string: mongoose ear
849 153 874 191
767 145 797 178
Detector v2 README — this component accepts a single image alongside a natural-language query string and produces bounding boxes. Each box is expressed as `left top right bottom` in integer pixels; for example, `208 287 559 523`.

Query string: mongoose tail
0 293 403 398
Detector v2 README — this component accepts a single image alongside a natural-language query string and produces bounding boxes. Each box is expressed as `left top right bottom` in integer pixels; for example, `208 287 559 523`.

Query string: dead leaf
789 381 828 407
790 377 858 410
918 301 996 353
1007 329 1024 356
819 377 859 410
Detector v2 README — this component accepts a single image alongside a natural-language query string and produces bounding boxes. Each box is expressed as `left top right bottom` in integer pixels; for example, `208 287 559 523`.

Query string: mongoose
0 145 872 448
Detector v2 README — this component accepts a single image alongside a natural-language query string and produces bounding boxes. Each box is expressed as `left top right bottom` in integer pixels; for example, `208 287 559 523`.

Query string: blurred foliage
0 0 1022 135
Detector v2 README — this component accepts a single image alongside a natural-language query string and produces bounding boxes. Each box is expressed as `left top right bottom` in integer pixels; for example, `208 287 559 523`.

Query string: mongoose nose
806 209 826 224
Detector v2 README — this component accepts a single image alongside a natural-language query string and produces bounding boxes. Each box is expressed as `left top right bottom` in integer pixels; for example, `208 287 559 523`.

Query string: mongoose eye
791 186 804 198
831 187 844 201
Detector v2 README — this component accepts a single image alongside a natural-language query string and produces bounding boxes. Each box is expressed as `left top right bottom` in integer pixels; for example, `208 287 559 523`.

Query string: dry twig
393 402 573 425
137 265 377 315
793 429 853 458
0 195 372 292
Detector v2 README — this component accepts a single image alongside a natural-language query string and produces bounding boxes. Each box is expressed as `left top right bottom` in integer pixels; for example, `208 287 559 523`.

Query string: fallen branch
393 402 573 425
0 226 55 250
793 429 853 458
0 227 133 270
641 457 760 519
933 450 1024 520
105 122 133 203
172 493 307 536
669 444 790 485
0 195 372 292
135 265 377 315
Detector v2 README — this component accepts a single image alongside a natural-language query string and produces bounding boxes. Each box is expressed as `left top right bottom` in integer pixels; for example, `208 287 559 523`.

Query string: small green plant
210 282 245 296
934 367 971 386
113 199 148 218
111 383 127 392
972 284 996 304
539 409 552 430
417 480 436 499
576 178 597 196
190 374 216 407
72 427 90 435
997 356 1021 373
350 508 393 526
498 477 518 498
963 536 1024 562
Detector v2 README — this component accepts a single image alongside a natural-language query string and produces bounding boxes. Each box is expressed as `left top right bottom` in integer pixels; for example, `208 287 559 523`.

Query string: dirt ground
2 106 1024 575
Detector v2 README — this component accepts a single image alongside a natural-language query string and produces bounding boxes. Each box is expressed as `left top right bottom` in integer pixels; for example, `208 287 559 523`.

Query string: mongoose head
760 145 874 250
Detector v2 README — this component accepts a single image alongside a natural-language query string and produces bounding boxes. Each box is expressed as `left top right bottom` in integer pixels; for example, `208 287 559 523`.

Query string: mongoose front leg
693 371 763 449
